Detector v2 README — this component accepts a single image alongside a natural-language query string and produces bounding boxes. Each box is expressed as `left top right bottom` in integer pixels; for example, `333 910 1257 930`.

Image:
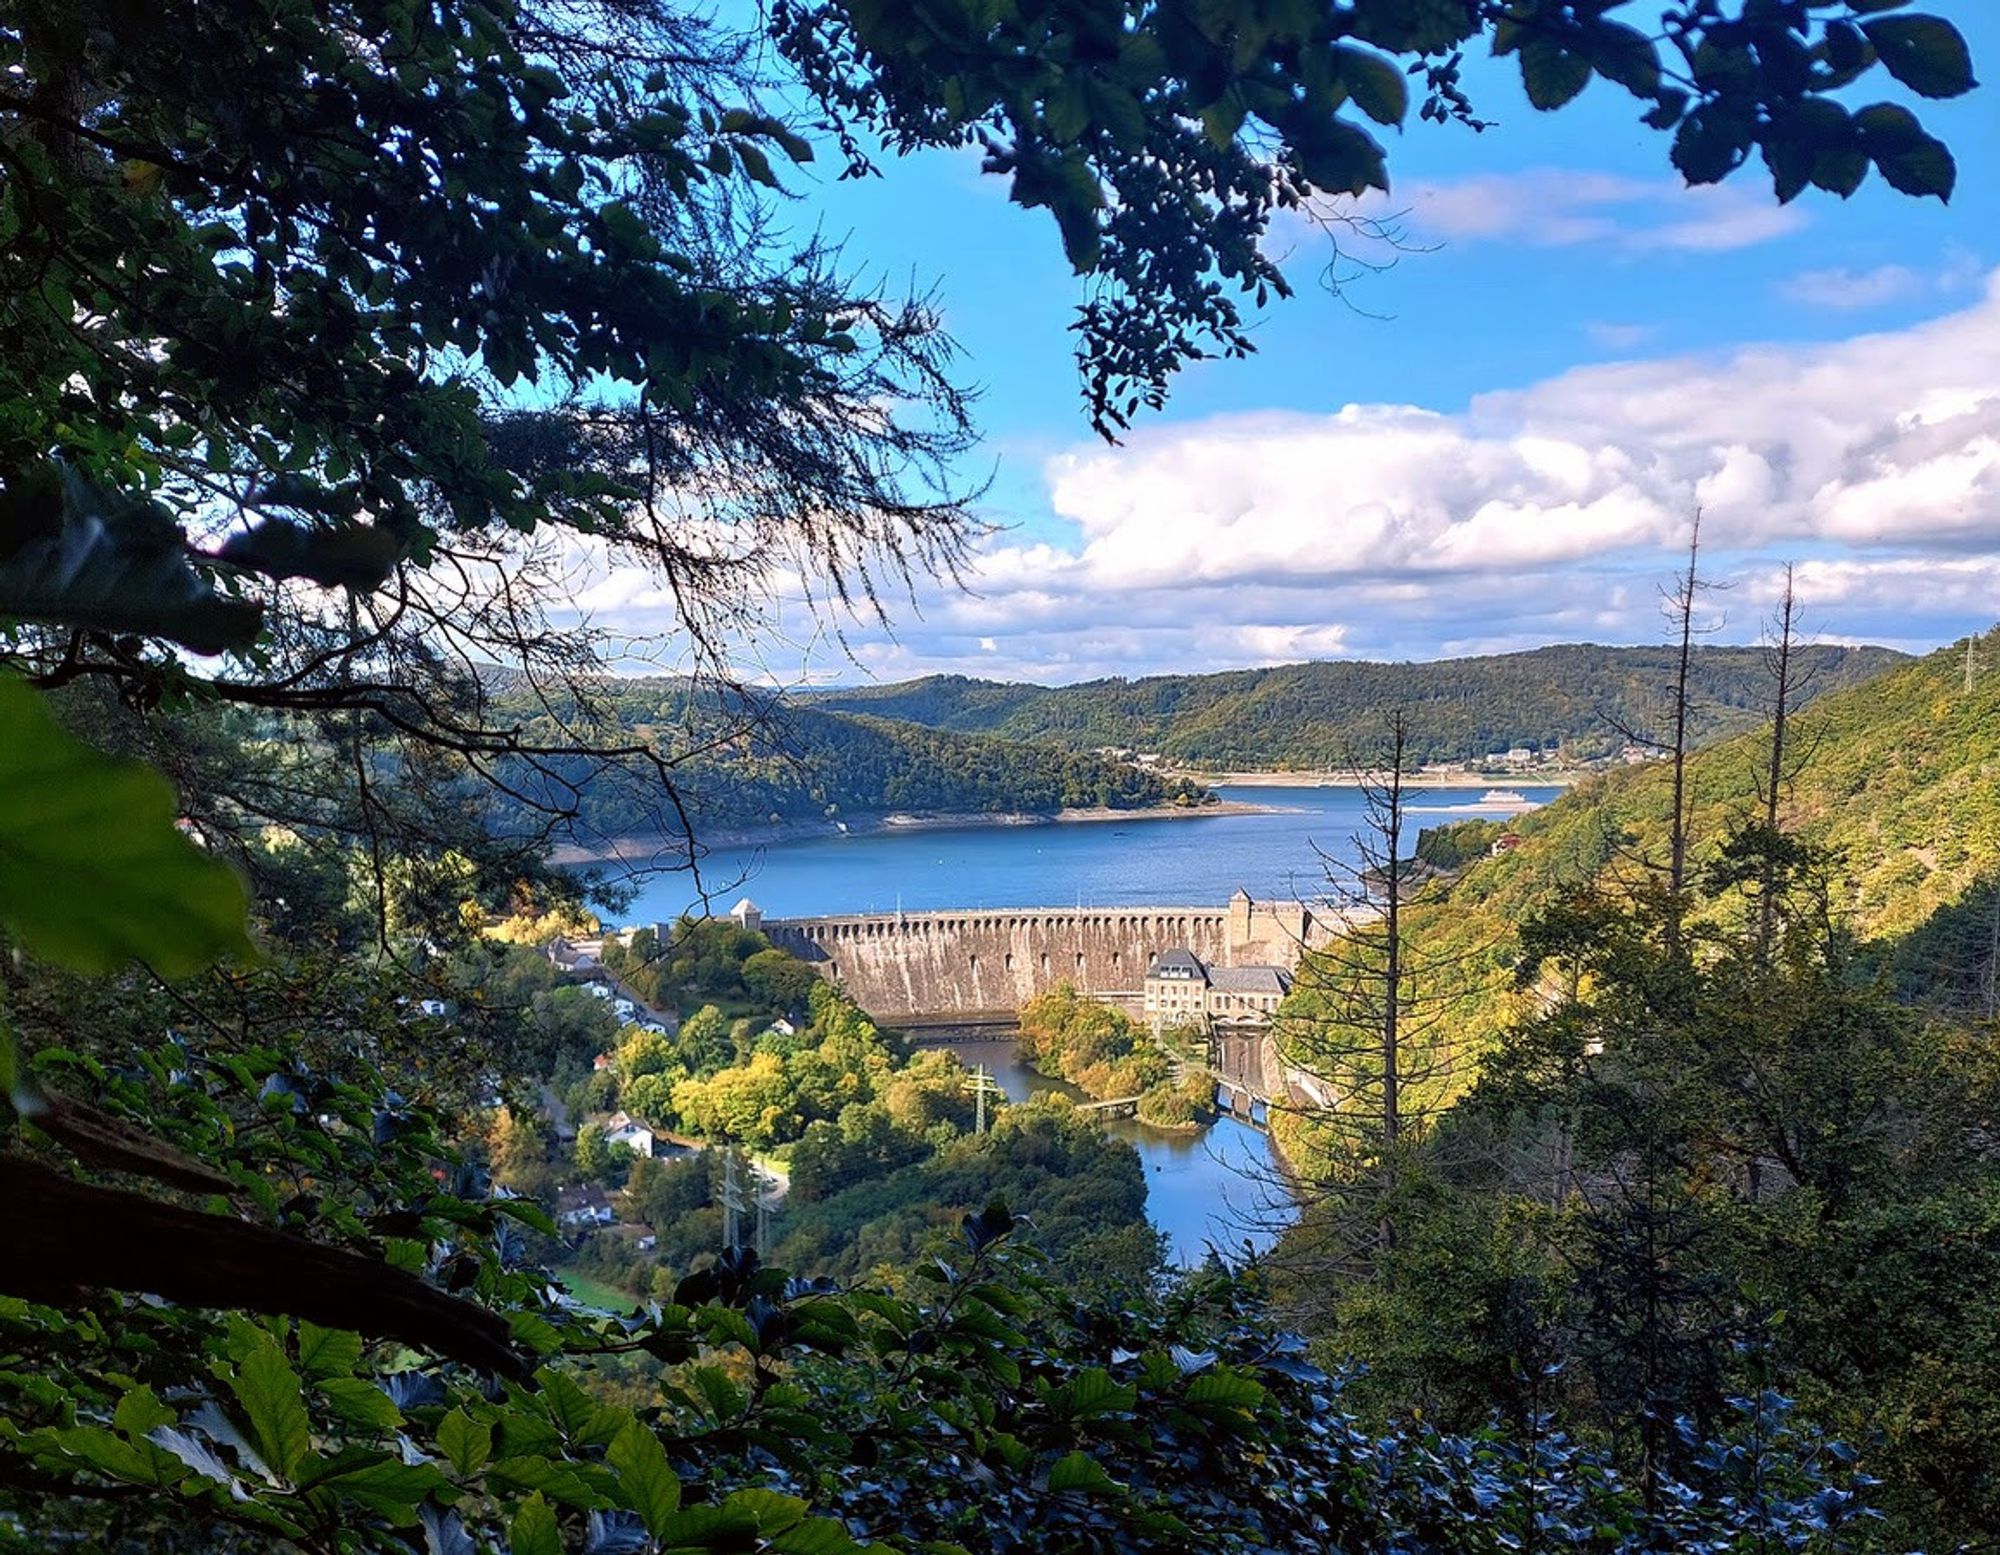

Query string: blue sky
583 9 2000 683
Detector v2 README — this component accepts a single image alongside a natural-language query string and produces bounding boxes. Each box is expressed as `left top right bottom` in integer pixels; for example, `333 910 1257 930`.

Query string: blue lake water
613 784 1564 923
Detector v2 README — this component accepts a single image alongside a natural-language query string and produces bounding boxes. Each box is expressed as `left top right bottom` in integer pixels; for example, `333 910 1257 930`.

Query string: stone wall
763 896 1337 1022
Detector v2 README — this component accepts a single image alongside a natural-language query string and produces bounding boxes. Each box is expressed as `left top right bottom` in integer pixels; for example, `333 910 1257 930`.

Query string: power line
963 1064 1003 1135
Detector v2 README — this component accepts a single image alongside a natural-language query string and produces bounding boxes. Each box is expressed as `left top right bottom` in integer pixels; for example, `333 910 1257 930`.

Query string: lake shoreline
549 797 1282 867
1181 768 1585 789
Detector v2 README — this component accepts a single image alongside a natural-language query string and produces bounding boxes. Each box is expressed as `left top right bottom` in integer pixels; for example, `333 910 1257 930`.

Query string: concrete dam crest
746 890 1339 1024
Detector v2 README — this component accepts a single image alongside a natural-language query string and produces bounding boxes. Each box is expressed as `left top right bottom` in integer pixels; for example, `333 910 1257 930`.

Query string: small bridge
1076 1095 1144 1118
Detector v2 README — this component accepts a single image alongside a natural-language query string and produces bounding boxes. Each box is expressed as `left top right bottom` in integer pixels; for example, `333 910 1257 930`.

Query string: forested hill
486 683 1210 838
1433 626 2000 1009
801 643 1906 768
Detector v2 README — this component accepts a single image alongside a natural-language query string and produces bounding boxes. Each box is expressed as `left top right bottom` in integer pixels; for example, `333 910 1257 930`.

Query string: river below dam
938 1032 1297 1267
610 781 1559 1263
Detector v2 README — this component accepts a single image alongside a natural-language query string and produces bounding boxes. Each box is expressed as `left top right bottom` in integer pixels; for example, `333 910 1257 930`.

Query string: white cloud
1312 167 1810 257
1782 264 1927 309
568 274 2000 682
1780 250 1985 310
1586 322 1660 351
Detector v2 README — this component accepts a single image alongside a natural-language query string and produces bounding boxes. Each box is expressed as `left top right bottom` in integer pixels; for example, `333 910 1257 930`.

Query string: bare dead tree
1599 511 1722 960
1272 709 1489 1271
1748 563 1828 962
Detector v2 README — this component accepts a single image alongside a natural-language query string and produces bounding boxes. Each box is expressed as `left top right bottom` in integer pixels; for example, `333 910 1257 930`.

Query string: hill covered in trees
1425 625 2000 1012
486 682 1212 841
803 644 1906 768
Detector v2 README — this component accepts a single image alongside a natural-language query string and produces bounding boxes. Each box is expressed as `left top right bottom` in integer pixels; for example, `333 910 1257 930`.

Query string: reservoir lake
618 784 1564 922
614 783 1561 1264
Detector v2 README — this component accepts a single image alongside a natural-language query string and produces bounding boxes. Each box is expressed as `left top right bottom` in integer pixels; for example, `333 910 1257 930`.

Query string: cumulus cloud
568 274 2000 683
1045 282 2000 587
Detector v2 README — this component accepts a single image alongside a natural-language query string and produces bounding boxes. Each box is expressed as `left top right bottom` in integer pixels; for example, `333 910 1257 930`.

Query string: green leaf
607 1419 680 1534
1046 1449 1122 1494
1519 38 1592 111
1057 1367 1138 1418
508 1310 565 1356
1854 102 1956 199
53 1425 155 1483
1587 20 1661 96
316 1377 403 1431
511 1491 561 1555
231 1338 312 1482
1291 117 1387 197
317 1456 447 1521
438 1408 493 1476
769 1519 869 1555
113 1386 177 1442
1184 1369 1267 1413
0 463 263 655
297 1322 364 1380
0 677 255 977
1044 75 1089 143
654 1502 760 1549
724 1487 809 1533
1333 45 1407 126
1861 15 1976 98
1671 102 1755 184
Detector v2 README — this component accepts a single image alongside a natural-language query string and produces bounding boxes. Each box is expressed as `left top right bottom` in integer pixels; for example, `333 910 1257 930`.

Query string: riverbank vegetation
805 645 1904 770
470 939 1162 1293
1017 985 1216 1131
486 688 1215 842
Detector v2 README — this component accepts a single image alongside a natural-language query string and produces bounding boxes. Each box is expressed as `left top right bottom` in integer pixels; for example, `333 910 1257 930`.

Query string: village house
601 1110 656 1158
555 1183 615 1228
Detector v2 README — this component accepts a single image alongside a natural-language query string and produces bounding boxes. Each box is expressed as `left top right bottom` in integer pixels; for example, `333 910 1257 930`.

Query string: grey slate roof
1207 965 1291 996
1146 948 1208 981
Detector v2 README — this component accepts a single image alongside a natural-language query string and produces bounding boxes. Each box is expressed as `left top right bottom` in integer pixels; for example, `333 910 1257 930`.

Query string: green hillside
1429 626 2000 1015
487 683 1210 838
802 643 1906 768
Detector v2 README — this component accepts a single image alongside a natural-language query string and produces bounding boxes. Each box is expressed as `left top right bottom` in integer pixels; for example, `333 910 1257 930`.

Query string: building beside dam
739 889 1339 1025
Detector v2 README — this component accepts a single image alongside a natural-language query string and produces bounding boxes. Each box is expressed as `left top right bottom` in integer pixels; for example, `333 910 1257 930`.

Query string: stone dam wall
760 898 1338 1023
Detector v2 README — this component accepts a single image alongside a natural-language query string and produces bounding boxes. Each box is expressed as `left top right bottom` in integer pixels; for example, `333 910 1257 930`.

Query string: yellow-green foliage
1018 984 1171 1100
1276 630 2000 1163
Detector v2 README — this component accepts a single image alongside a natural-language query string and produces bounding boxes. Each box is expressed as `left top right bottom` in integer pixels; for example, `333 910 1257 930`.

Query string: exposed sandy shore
1188 768 1584 789
547 797 1282 867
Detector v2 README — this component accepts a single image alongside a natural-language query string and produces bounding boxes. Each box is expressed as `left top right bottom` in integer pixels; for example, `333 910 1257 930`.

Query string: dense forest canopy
803 643 1907 768
483 680 1212 844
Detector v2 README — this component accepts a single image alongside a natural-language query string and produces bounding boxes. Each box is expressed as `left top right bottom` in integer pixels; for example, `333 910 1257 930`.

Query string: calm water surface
617 784 1562 922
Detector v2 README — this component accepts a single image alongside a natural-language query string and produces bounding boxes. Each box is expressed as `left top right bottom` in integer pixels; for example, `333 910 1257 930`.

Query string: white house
613 998 638 1019
768 1018 796 1038
601 1111 656 1158
555 1184 614 1227
584 983 613 1001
